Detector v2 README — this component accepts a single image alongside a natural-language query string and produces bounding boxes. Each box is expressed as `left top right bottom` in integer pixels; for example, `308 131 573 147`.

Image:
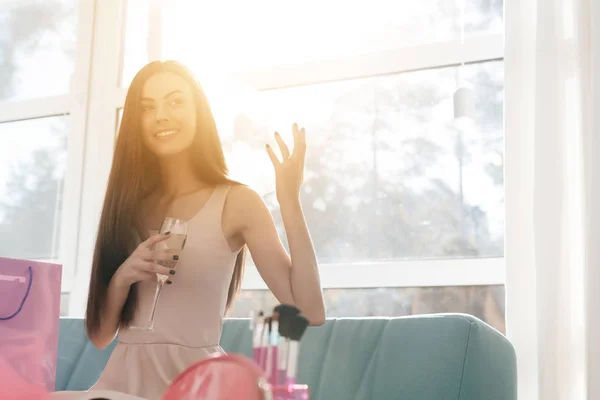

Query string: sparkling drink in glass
136 217 188 331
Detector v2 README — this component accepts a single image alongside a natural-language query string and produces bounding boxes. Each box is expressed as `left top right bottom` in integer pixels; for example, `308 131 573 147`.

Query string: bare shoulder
223 184 271 233
225 184 267 218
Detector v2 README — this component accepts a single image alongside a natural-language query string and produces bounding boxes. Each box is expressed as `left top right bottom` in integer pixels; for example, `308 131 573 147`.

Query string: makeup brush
286 314 309 387
266 312 280 385
265 316 273 380
274 305 300 385
259 316 271 373
252 311 264 365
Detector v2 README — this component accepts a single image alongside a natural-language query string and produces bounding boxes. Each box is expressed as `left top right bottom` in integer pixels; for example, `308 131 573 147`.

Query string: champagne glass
136 217 188 331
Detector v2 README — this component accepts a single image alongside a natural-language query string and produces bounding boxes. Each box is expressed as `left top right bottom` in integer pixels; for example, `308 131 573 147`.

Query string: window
63 1 505 325
230 285 506 334
0 0 77 101
0 117 68 260
0 0 91 295
221 61 504 263
160 0 503 73
121 0 149 87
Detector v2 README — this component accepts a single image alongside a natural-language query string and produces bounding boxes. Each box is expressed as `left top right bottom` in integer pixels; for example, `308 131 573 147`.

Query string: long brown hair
85 61 245 337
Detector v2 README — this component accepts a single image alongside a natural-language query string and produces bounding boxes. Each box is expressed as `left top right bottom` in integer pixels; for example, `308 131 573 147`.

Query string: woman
54 60 325 400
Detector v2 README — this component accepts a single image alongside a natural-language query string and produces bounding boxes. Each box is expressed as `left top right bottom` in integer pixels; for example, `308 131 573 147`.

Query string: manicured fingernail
274 132 280 136
166 280 172 285
173 255 179 261
170 269 176 275
164 231 171 235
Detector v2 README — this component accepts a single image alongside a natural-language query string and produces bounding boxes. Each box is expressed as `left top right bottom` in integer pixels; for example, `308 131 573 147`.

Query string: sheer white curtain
505 0 600 399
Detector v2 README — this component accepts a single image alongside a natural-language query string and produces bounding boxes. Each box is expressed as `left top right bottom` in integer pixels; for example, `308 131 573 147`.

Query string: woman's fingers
148 250 179 263
274 132 291 159
142 262 175 277
142 232 171 248
139 248 178 262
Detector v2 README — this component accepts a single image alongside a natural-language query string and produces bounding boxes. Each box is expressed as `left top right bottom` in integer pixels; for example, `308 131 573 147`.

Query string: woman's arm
89 277 130 349
88 234 173 349
228 186 325 325
279 200 325 322
227 124 325 325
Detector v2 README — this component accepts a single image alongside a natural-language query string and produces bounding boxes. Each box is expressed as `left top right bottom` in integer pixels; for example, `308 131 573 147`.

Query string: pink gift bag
0 257 62 393
0 357 52 400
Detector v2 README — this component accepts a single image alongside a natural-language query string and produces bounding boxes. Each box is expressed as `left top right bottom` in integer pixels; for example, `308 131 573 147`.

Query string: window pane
0 117 68 261
0 0 77 101
230 285 506 334
162 0 503 72
220 61 504 262
120 0 149 87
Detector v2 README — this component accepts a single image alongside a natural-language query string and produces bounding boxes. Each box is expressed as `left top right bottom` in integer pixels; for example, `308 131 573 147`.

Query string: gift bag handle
0 266 33 320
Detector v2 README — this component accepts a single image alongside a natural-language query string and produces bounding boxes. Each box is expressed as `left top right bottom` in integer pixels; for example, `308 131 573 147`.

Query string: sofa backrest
57 314 517 400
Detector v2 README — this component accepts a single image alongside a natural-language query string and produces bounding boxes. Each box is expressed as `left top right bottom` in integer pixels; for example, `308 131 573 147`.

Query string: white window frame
38 1 506 316
230 34 504 91
242 258 505 290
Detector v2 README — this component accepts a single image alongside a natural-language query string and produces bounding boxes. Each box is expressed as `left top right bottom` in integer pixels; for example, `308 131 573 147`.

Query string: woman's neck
158 151 209 198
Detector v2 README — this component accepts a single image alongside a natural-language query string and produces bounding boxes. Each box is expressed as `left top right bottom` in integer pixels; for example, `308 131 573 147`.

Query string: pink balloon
162 354 267 400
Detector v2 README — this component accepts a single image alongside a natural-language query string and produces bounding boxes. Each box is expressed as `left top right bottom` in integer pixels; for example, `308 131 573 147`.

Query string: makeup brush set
250 304 310 400
158 304 311 400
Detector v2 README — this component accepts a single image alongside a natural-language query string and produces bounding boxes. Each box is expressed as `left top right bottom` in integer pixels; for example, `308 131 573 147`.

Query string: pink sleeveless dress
88 184 240 399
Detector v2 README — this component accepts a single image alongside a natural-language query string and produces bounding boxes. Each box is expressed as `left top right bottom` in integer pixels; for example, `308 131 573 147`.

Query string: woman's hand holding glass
129 217 188 331
113 233 176 287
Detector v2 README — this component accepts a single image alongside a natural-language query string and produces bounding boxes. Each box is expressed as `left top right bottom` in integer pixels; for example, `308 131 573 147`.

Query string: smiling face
139 72 197 158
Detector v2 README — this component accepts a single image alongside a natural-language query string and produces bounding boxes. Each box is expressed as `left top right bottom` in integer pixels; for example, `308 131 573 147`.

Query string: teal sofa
56 314 517 399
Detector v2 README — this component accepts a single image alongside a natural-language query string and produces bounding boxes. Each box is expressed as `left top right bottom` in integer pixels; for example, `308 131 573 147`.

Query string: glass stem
147 280 165 330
